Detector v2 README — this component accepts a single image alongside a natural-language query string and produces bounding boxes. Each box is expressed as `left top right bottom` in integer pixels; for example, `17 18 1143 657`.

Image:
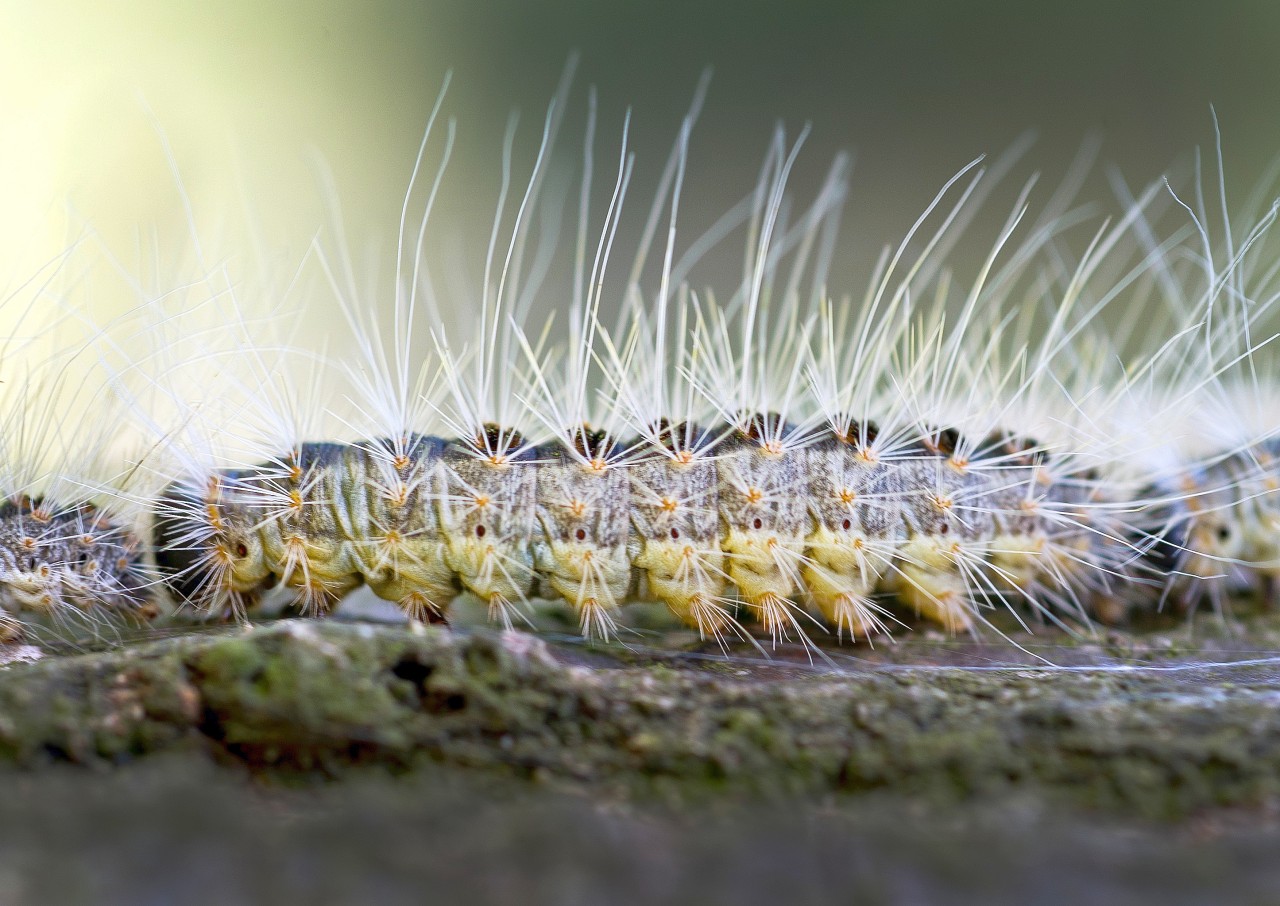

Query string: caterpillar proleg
94 73 1280 655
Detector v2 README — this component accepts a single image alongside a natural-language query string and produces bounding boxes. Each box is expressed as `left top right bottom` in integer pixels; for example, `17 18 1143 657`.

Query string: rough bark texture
3 613 1280 817
5 613 1280 902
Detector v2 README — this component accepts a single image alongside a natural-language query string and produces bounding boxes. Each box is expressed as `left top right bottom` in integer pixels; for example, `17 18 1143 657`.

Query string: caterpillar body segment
888 439 995 633
265 443 367 614
974 451 1044 595
532 432 633 639
623 424 733 642
356 434 454 622
801 427 903 640
714 415 814 645
438 430 540 629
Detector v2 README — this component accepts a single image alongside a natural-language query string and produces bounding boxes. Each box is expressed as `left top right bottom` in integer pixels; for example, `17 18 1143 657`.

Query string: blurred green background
2 0 1278 331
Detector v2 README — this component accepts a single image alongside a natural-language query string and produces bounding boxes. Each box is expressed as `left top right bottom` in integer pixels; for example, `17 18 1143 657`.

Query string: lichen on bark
0 610 1278 819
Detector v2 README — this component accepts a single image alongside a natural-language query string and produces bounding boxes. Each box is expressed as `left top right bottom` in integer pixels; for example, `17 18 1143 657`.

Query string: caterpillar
1114 143 1280 617
12 73 1277 656
0 254 155 643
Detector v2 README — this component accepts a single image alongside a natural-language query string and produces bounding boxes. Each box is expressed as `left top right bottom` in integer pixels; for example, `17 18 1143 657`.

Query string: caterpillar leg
723 529 815 647
485 593 529 632
0 612 21 644
398 591 450 625
536 536 629 639
442 541 535 628
634 541 740 642
536 538 630 641
365 556 456 625
803 529 895 640
892 538 976 634
673 593 739 641
745 591 817 648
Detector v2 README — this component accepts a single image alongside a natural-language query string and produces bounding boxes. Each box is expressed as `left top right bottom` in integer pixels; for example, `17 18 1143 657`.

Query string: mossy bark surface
4 611 1280 820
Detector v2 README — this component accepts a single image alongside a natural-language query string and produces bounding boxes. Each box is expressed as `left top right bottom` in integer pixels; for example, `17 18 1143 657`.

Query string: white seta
22 74 1280 657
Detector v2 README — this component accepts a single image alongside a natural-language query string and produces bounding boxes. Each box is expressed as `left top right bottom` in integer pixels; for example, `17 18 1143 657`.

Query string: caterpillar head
0 499 150 629
153 476 274 610
0 499 68 615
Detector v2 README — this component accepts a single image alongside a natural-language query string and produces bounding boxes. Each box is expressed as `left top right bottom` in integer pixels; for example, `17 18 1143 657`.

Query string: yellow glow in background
2 1 1280 346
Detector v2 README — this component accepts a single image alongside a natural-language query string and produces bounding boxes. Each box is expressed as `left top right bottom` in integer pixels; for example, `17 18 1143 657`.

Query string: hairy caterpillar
1110 135 1280 617
0 254 155 642
89 73 1280 655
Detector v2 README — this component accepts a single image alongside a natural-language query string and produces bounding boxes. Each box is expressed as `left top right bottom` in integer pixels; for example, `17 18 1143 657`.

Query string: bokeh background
1 9 1279 899
3 0 1280 344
